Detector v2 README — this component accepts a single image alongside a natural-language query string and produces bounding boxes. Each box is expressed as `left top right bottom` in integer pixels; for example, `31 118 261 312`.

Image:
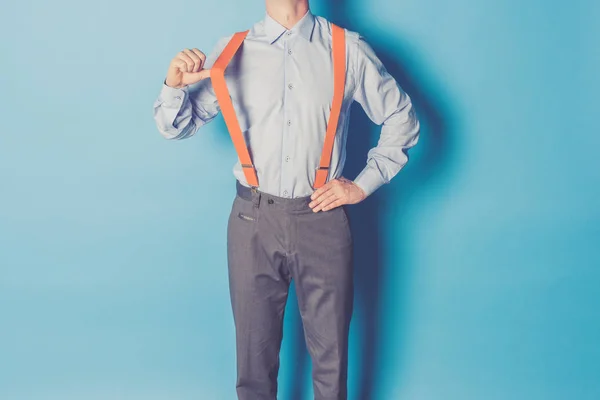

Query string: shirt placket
280 30 295 198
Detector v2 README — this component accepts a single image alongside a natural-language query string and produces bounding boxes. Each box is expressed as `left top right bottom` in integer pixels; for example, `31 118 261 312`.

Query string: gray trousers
227 180 354 400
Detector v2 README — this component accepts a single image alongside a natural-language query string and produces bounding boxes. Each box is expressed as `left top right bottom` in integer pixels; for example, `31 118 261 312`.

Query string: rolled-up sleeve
351 35 420 197
152 36 230 140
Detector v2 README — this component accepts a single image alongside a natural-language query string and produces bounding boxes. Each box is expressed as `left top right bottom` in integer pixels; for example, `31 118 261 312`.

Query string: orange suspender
314 24 346 189
210 24 346 190
210 30 258 187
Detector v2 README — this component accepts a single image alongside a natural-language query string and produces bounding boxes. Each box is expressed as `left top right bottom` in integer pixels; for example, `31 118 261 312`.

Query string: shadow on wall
285 1 458 399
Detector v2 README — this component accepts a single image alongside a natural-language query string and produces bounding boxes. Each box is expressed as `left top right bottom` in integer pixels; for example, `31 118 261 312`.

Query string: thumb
185 69 212 83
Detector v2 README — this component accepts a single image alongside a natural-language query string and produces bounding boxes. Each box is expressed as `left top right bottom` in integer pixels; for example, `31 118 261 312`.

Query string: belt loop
251 186 261 208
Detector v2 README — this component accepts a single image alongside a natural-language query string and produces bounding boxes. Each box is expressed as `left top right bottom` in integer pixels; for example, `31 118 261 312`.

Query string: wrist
351 180 367 200
164 78 184 89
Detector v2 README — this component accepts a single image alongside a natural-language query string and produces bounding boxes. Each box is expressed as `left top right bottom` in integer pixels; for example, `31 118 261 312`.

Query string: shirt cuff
159 79 188 107
352 164 387 198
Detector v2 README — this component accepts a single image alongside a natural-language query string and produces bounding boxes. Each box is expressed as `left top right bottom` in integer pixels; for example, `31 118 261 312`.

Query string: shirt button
287 120 292 126
288 83 294 90
288 49 292 55
285 156 290 162
283 190 289 196
268 199 274 204
286 31 292 36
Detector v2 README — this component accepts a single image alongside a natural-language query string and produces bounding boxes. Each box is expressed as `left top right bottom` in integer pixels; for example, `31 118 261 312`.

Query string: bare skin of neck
265 0 310 29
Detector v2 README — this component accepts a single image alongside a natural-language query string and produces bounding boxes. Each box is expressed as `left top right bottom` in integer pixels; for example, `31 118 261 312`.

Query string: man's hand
309 177 367 212
165 48 211 89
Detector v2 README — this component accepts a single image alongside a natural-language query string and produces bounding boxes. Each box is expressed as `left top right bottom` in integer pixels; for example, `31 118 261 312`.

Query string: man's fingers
194 69 211 80
178 48 210 81
190 48 207 70
176 52 194 72
315 195 341 212
173 59 189 73
309 188 336 210
313 191 340 212
182 48 201 72
311 181 333 200
183 69 212 84
321 198 344 211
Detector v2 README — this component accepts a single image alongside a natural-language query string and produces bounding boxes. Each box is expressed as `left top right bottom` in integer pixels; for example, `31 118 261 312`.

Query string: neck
265 0 310 30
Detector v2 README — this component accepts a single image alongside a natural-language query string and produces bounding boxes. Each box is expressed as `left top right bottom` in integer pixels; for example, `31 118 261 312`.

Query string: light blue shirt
152 9 420 198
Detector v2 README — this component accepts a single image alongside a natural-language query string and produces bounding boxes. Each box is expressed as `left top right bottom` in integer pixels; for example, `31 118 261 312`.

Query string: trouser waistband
236 180 314 213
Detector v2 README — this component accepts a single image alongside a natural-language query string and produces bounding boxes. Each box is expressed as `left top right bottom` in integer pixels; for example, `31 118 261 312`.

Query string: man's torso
220 11 360 198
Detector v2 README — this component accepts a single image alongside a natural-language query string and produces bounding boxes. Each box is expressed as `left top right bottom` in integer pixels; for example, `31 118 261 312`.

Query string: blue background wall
1 0 598 399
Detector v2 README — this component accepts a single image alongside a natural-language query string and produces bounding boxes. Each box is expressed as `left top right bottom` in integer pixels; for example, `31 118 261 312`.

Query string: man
152 0 420 398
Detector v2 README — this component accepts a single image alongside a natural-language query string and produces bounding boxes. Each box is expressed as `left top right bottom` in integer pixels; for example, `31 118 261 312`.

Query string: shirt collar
263 9 315 44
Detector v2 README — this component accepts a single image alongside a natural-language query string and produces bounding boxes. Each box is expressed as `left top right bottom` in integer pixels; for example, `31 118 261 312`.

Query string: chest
224 38 339 115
